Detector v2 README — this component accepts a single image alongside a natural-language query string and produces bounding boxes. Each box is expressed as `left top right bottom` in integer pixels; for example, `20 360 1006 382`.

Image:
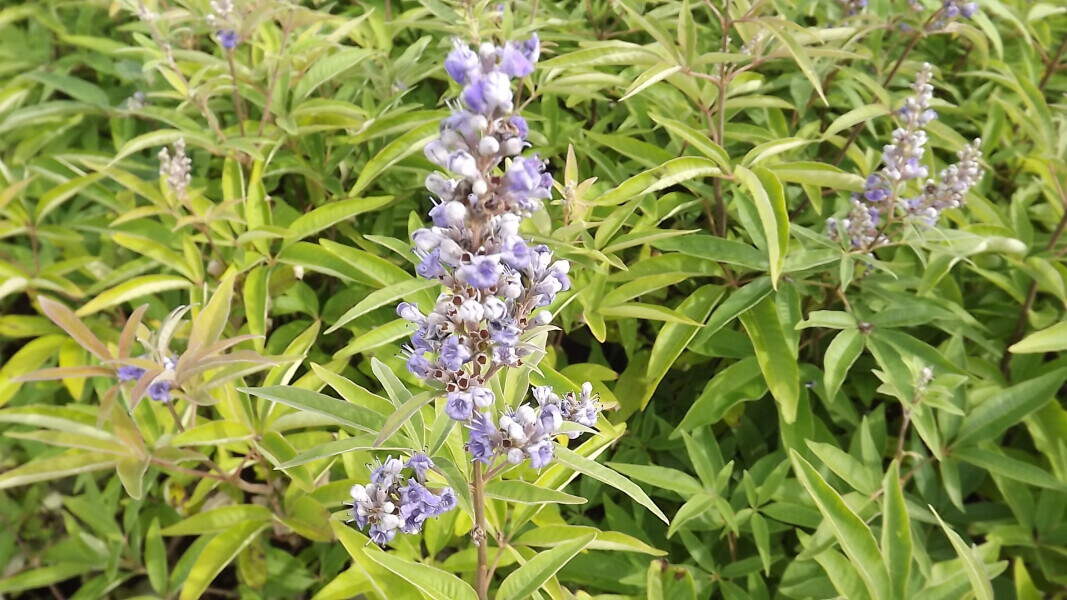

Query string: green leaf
364 547 478 600
653 235 767 271
739 295 799 423
734 166 789 287
539 42 659 69
0 450 116 489
881 461 911 600
763 21 826 104
592 157 722 207
179 520 268 600
823 328 864 401
806 441 879 494
485 480 587 505
513 524 664 555
374 391 433 446
823 104 889 138
496 534 596 600
161 505 272 536
25 72 109 106
650 113 730 170
598 302 701 325
145 518 168 594
241 385 385 433
931 508 994 600
952 446 1066 490
291 48 372 101
76 275 191 317
286 196 393 243
279 434 403 469
555 446 668 523
953 368 1067 446
790 450 890 600
645 285 724 403
349 121 439 196
1009 321 1067 353
36 296 110 361
327 278 437 333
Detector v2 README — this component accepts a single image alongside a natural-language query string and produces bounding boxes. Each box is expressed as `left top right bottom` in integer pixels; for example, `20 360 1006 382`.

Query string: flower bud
503 137 524 155
478 136 500 156
471 178 488 196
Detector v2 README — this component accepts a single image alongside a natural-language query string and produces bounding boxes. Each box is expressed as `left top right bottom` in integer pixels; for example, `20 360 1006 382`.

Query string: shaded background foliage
1 0 1066 598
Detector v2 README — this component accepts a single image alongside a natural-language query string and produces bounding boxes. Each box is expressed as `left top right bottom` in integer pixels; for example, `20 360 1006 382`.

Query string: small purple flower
528 441 553 469
458 256 501 289
446 390 474 421
117 365 146 382
406 453 434 480
467 412 498 464
501 237 531 269
438 335 471 371
444 39 480 85
406 354 432 378
217 29 238 49
510 115 529 139
416 248 445 279
498 42 534 78
147 380 172 402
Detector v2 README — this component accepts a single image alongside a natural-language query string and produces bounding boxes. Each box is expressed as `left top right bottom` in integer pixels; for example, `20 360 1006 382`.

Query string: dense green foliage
1 0 1066 598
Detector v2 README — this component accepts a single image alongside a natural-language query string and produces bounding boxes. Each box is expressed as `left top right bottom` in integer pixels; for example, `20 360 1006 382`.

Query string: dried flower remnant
827 64 983 251
158 138 192 200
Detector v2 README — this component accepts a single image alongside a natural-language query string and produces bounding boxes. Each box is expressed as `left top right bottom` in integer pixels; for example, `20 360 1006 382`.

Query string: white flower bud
503 137 524 156
479 42 496 59
447 151 479 179
426 172 457 200
482 297 507 320
471 115 488 132
412 228 441 252
379 514 401 530
502 282 523 298
472 178 488 196
424 140 450 166
496 213 521 237
533 310 552 325
507 448 525 464
550 259 570 274
438 238 464 264
458 299 484 322
478 136 500 156
516 405 536 423
350 484 369 503
442 201 467 227
470 386 495 409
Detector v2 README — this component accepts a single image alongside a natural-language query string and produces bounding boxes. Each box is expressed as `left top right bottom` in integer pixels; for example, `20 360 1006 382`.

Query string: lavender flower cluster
158 138 192 200
397 35 571 420
827 63 983 250
347 35 603 547
930 0 978 29
466 382 602 467
348 454 456 546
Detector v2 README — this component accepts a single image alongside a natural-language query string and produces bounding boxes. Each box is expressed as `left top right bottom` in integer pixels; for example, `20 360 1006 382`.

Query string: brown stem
1001 203 1067 376
148 456 271 495
1039 36 1067 91
472 462 490 600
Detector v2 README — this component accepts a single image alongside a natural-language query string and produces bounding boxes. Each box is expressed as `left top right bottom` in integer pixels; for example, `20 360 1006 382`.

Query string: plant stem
226 49 247 137
1039 36 1067 91
472 461 490 600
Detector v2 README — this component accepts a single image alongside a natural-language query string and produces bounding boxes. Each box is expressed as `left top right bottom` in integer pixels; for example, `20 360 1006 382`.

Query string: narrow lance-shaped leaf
881 461 911 600
496 534 596 600
790 450 891 600
740 295 799 423
555 446 668 523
